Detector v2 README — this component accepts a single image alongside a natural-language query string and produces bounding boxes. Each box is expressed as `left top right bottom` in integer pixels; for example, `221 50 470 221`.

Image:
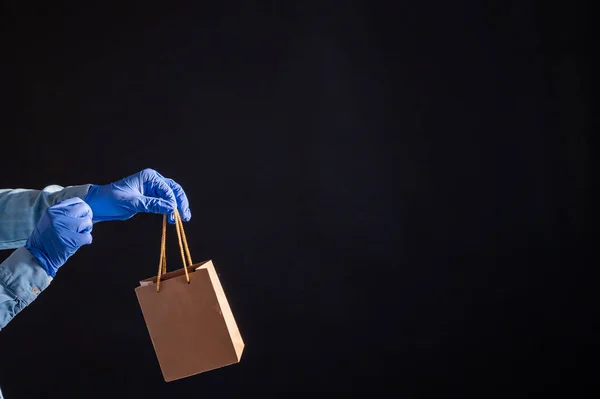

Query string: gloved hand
25 198 94 277
84 168 191 223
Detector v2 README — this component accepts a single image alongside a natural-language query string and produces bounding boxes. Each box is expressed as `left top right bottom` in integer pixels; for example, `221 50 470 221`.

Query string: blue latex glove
84 168 191 224
25 198 94 277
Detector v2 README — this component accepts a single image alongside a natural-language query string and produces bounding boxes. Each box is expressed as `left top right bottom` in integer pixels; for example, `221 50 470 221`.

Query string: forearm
0 184 91 250
0 247 52 331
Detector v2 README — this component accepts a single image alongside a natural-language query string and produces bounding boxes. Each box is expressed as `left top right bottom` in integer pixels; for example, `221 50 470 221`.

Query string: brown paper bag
135 211 244 382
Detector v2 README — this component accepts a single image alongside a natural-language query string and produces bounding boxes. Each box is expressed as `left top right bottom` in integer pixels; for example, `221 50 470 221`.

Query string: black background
0 1 592 397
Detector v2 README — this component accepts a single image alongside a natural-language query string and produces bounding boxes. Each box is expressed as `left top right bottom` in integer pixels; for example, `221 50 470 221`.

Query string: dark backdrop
0 1 592 397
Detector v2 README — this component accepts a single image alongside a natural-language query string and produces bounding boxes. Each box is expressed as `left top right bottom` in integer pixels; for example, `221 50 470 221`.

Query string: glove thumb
134 196 176 216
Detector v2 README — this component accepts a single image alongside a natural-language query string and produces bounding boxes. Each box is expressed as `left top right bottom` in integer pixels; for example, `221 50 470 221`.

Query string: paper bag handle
156 209 193 292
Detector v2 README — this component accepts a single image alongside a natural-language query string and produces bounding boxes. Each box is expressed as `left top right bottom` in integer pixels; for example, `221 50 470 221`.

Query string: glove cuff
24 241 58 277
83 184 100 202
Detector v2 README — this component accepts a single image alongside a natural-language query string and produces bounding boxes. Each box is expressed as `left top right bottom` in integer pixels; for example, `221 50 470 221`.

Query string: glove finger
77 217 94 234
164 178 191 222
52 200 93 219
59 230 93 249
135 196 175 215
56 197 85 207
142 172 177 209
67 202 93 218
56 215 93 234
152 171 189 223
79 232 93 246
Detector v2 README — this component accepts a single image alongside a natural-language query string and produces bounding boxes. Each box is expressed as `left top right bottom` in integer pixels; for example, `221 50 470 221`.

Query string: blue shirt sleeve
0 184 92 397
0 183 91 332
0 247 52 331
0 184 91 250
